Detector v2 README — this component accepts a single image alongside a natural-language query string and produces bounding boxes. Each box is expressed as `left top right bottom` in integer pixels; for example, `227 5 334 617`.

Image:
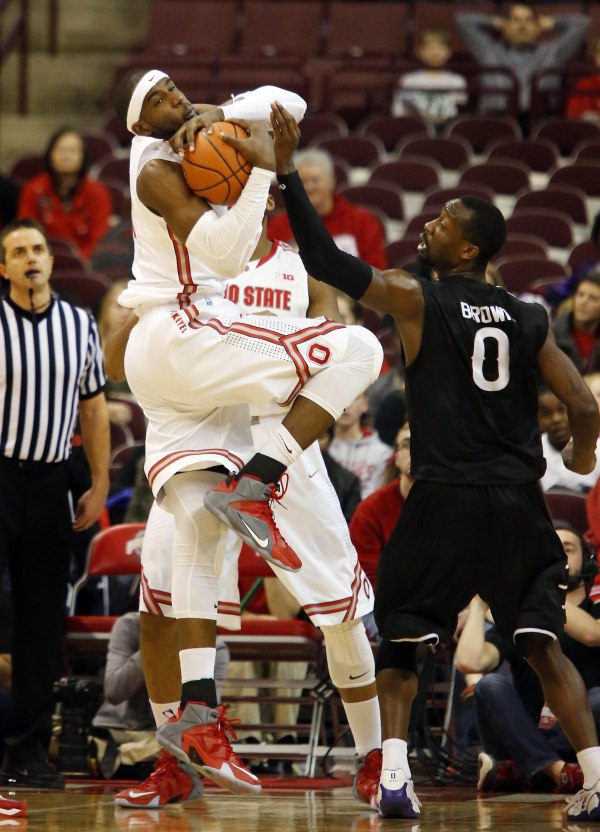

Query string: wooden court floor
3 781 589 831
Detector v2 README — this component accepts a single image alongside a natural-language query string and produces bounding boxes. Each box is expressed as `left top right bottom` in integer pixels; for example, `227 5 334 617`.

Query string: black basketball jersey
406 275 549 485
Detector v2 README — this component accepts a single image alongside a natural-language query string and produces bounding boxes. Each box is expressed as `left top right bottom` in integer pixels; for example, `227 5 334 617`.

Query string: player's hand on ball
270 102 301 175
170 107 225 156
219 119 275 172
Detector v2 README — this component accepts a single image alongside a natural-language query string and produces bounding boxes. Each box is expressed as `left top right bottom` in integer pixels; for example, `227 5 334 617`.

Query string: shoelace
142 752 180 785
211 706 253 767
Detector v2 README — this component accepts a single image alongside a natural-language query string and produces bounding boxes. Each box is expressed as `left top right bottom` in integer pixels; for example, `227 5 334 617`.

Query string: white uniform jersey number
471 326 510 392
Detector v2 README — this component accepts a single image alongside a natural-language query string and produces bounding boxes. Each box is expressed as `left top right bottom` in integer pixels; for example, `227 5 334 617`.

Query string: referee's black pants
0 457 72 759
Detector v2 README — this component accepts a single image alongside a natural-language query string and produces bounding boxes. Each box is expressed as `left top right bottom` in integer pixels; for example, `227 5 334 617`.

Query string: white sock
258 424 303 467
577 746 600 788
150 701 180 727
180 647 216 683
343 697 382 757
382 738 411 777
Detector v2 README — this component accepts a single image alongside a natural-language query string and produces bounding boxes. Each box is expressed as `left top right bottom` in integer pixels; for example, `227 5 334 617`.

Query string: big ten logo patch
308 343 330 365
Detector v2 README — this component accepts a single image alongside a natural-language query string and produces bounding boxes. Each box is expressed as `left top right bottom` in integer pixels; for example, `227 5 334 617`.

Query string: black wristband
277 171 373 301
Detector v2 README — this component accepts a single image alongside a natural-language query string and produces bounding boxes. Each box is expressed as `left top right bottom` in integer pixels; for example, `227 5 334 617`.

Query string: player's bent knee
375 639 417 675
346 324 384 386
322 619 376 689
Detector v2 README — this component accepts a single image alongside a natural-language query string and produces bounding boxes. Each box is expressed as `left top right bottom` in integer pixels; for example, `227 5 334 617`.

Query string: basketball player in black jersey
246 102 600 823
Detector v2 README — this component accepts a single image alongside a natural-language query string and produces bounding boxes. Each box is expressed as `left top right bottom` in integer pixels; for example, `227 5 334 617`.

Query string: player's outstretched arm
537 326 599 474
269 102 423 324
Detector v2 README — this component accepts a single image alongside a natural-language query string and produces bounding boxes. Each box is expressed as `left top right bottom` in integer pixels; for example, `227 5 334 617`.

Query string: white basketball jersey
119 136 236 315
224 240 310 319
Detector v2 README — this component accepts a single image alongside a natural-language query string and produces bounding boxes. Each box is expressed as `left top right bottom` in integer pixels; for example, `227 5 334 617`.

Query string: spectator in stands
328 390 392 498
18 128 112 260
456 4 589 132
349 423 412 593
585 371 600 414
538 384 600 493
317 429 362 523
455 521 600 794
567 37 600 123
553 273 600 375
391 28 468 134
267 148 388 270
0 175 18 231
93 610 229 780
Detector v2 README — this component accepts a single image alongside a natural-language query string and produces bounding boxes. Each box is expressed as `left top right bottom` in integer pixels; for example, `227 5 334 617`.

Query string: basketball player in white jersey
111 71 382 797
113 197 383 808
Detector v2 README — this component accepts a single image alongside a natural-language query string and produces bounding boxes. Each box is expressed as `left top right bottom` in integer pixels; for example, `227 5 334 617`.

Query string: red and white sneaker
203 474 301 572
156 702 261 795
114 749 204 808
353 748 382 810
0 794 27 817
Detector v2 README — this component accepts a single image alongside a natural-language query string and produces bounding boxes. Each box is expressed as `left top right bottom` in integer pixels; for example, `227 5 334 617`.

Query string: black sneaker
1 757 65 789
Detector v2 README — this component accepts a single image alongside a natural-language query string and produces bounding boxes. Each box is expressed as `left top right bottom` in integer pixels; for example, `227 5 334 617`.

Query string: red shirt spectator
268 147 387 270
18 128 112 259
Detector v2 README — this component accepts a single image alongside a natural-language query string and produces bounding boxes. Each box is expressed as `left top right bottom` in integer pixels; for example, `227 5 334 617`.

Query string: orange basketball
182 121 253 206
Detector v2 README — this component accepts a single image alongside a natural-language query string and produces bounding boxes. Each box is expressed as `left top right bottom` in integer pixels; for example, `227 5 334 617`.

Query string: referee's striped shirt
0 295 106 462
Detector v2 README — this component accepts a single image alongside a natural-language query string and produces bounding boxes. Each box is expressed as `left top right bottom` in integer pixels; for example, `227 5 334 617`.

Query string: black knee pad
375 639 417 675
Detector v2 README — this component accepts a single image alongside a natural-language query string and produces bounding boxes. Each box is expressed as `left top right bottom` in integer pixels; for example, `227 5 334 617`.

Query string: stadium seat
50 273 111 312
505 210 575 249
421 183 495 213
50 253 91 275
486 137 559 173
65 523 146 662
338 183 405 222
572 137 600 163
396 135 471 171
385 236 423 268
315 134 385 167
531 118 600 157
319 59 399 128
458 160 530 195
298 112 348 149
548 162 600 198
323 1 409 58
80 132 118 165
145 0 239 56
213 55 309 104
544 490 588 536
357 114 430 153
444 115 522 155
513 185 588 226
238 1 325 57
494 255 568 294
495 233 548 260
370 158 441 192
89 152 130 186
568 239 600 272
9 154 44 185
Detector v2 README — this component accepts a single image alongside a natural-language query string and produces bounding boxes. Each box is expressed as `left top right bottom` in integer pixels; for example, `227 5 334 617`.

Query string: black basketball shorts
374 480 567 646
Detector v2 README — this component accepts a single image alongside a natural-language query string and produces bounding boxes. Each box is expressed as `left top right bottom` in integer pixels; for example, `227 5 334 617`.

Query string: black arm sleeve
277 171 374 301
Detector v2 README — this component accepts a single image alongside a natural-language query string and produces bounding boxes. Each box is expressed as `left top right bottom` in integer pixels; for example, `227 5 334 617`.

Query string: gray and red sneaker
554 762 584 794
156 702 261 796
204 474 301 572
353 748 382 810
114 749 204 808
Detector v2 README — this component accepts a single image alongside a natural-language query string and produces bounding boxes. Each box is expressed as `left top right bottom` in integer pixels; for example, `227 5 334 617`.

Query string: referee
0 219 109 788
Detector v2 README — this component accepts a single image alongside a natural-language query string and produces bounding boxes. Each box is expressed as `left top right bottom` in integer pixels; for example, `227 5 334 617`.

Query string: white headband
127 70 168 133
